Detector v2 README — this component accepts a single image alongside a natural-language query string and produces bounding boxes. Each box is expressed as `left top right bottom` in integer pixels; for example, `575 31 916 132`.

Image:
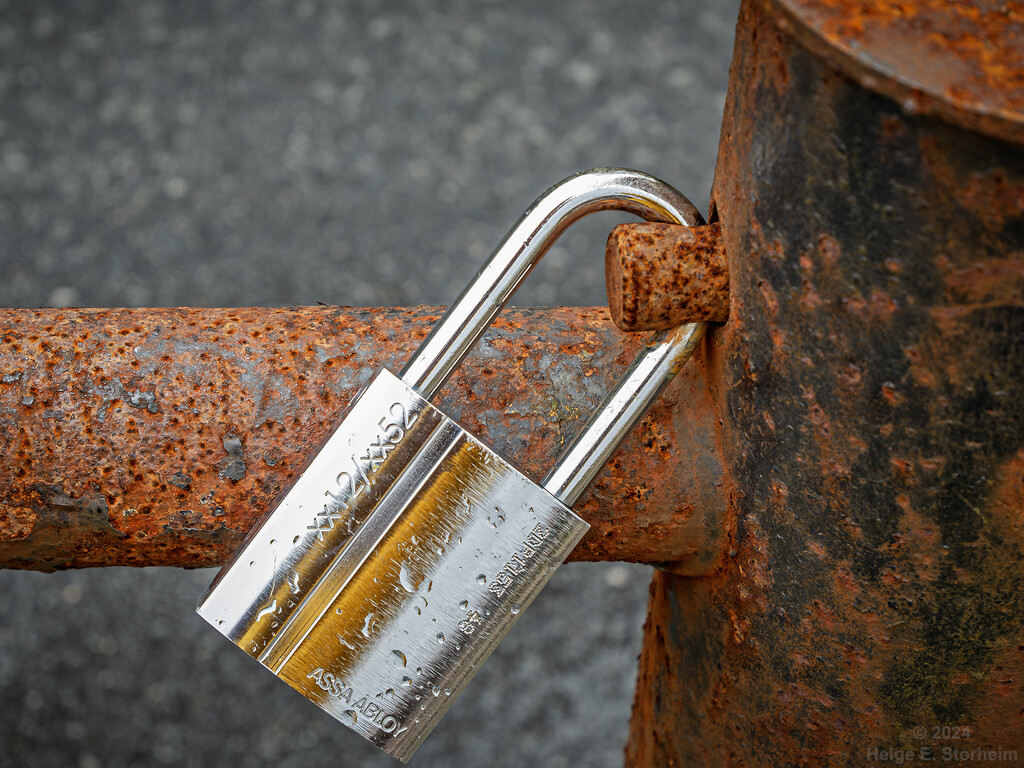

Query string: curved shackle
399 167 709 507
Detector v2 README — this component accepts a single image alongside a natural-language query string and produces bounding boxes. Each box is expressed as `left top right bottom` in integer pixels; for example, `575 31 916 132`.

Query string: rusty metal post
628 0 1024 765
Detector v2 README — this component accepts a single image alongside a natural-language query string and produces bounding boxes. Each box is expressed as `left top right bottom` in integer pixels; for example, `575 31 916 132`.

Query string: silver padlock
196 168 707 761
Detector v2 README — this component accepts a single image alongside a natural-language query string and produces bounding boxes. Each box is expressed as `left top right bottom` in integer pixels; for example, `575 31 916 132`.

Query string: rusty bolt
605 222 729 332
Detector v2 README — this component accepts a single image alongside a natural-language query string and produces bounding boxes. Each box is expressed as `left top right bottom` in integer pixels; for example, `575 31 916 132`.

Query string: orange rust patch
818 234 841 265
0 504 36 540
758 279 780 317
839 363 863 388
956 172 1024 227
890 458 914 478
869 291 899 320
879 382 901 405
943 251 1024 307
989 448 1024 547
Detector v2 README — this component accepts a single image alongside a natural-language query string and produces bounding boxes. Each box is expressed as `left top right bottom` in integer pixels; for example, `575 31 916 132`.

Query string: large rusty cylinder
605 222 730 332
0 306 729 574
628 0 1024 766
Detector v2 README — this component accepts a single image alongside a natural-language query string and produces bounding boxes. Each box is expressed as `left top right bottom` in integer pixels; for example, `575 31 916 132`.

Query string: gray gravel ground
0 1 739 766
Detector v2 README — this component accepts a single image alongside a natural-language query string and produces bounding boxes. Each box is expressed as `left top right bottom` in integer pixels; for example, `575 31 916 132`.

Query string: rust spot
879 382 900 405
839 363 862 388
944 251 1024 306
869 291 898 320
956 172 1024 226
817 234 841 265
0 504 37 540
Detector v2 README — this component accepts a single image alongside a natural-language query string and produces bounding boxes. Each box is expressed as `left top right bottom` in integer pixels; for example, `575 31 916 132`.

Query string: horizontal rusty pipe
605 222 729 331
0 306 728 574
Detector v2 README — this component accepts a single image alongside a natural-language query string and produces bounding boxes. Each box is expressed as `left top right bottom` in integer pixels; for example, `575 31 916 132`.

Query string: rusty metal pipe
0 306 728 574
605 222 729 331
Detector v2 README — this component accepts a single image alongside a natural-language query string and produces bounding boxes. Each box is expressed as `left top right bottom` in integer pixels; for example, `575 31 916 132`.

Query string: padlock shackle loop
399 168 704 400
541 321 706 506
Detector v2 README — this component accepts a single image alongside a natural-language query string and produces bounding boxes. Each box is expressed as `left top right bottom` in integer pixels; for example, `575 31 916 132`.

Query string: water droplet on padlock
436 633 445 644
443 688 451 696
458 600 469 610
401 676 413 686
391 650 407 667
415 667 422 675
342 709 358 724
269 539 276 545
476 574 487 584
398 564 421 594
432 685 441 697
361 613 376 638
511 603 521 615
292 535 300 544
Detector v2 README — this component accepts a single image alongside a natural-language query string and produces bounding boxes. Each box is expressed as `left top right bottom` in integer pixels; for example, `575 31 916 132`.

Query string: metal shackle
399 168 709 507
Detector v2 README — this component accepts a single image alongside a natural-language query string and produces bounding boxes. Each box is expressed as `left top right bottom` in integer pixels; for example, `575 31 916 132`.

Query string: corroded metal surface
0 306 728 574
628 0 1024 765
605 222 729 332
771 0 1024 147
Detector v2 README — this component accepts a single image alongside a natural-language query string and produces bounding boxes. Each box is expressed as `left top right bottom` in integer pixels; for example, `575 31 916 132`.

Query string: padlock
196 168 707 761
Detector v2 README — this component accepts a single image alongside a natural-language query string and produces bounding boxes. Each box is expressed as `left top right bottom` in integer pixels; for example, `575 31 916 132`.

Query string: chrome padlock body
197 368 587 760
198 168 707 761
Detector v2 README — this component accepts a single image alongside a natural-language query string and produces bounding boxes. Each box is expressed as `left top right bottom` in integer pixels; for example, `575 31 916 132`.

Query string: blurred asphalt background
0 1 739 766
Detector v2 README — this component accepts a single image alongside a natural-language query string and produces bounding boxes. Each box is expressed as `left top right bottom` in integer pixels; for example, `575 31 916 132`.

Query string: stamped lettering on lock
486 522 550 599
458 609 483 635
306 668 407 735
307 402 419 541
